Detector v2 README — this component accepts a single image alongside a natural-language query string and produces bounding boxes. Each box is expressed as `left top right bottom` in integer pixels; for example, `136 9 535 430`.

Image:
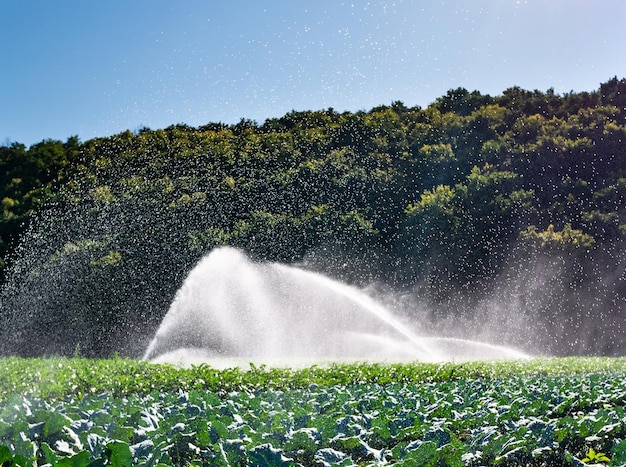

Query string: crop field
1 358 626 466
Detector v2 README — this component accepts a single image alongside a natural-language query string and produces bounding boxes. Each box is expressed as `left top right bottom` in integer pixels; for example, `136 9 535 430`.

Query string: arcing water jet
144 247 528 366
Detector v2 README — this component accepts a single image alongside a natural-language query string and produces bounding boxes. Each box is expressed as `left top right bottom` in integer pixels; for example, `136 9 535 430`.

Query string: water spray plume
144 247 528 367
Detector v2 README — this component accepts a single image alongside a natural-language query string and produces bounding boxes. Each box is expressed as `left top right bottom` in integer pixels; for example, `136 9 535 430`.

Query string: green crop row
2 356 626 402
2 357 626 466
1 371 626 465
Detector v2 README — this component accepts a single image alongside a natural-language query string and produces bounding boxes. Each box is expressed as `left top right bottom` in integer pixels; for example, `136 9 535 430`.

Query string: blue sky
2 0 625 147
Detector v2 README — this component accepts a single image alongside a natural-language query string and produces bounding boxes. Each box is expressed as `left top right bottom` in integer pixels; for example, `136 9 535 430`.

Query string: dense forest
1 77 625 358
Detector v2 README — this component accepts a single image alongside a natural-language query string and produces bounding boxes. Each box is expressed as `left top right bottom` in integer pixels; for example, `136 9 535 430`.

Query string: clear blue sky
2 0 625 147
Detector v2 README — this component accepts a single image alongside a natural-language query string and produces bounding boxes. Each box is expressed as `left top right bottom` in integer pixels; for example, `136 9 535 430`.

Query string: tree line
1 77 625 357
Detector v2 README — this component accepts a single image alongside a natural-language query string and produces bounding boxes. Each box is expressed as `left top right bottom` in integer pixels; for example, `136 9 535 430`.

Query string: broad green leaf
0 445 13 463
55 450 92 467
331 436 361 452
40 442 59 464
105 441 133 467
35 410 71 438
8 453 33 467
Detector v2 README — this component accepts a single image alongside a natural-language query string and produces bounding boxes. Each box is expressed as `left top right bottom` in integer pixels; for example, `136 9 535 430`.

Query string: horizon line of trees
0 77 625 357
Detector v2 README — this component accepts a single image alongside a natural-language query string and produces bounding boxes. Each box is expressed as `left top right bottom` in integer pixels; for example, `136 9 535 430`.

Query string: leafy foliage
1 356 625 403
2 358 626 466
